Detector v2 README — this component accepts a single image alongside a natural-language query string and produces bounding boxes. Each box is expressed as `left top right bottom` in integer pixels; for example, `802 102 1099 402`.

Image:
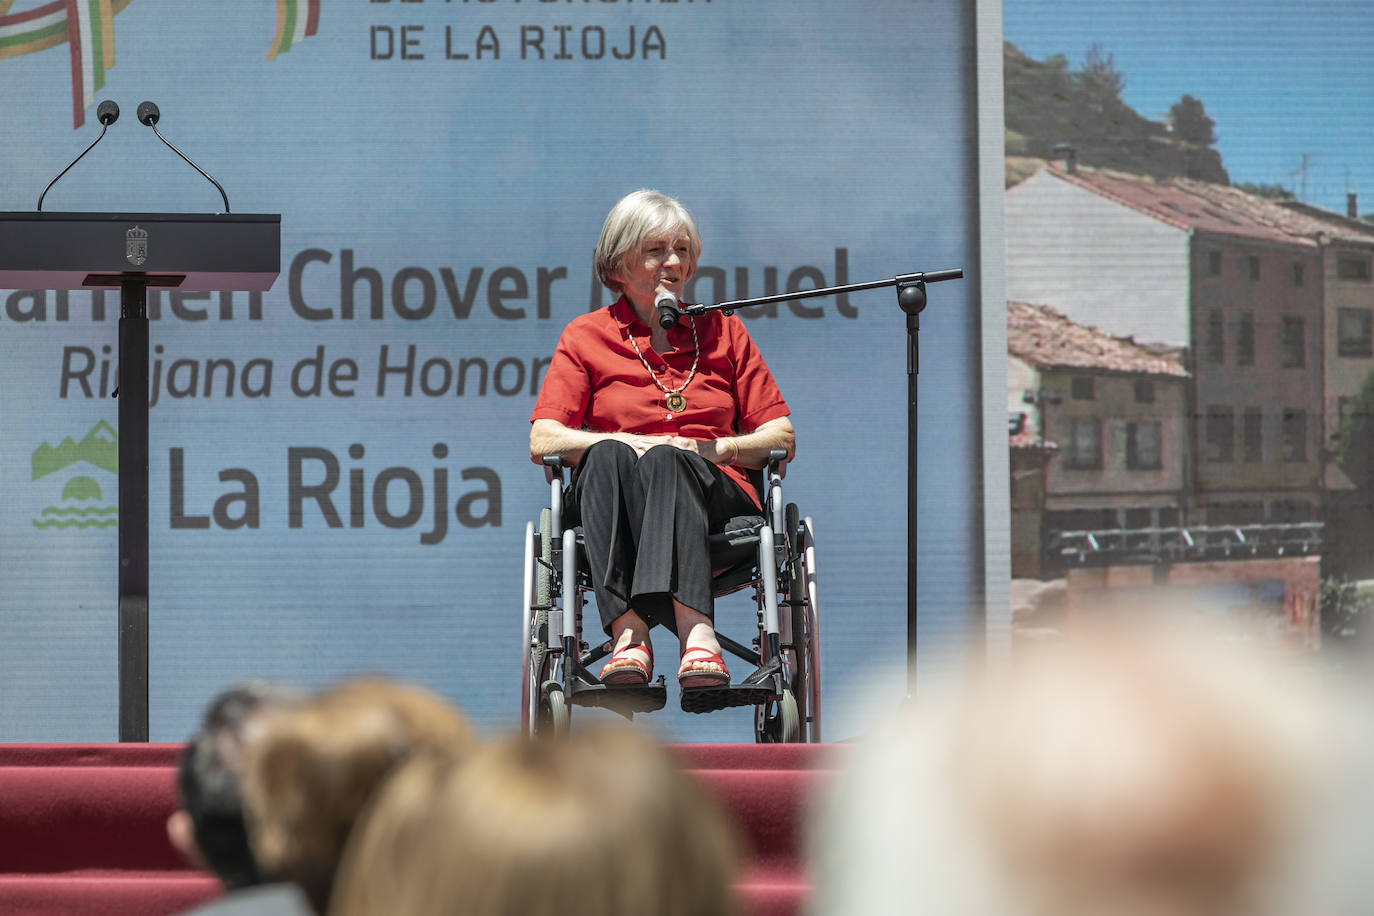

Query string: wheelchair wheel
521 521 537 735
754 688 801 743
540 683 570 736
784 503 809 735
801 515 822 743
522 509 556 736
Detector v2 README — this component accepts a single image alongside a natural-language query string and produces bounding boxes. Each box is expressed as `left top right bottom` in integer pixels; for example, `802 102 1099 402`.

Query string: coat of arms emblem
125 226 148 267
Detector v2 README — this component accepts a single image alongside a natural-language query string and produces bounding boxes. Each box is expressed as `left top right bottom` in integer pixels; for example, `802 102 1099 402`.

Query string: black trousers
565 440 760 636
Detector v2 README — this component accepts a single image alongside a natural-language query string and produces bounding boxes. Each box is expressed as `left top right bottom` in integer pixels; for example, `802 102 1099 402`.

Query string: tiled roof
1045 163 1316 248
1279 200 1374 245
1008 301 1189 377
1175 180 1374 247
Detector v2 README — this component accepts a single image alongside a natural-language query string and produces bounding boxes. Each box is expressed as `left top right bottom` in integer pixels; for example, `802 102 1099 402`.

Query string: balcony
1050 522 1323 567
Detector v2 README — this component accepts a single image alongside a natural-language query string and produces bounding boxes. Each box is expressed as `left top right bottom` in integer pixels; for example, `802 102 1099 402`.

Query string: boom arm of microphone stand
680 265 964 701
679 268 964 317
677 265 964 699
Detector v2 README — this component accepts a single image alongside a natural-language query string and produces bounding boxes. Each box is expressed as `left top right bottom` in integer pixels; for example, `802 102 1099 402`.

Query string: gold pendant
666 391 686 412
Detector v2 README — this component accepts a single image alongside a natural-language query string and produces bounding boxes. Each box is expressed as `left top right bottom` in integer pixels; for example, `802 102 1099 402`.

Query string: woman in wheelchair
529 189 795 693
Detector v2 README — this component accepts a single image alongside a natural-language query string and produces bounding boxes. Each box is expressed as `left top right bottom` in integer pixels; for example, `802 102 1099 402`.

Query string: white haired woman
529 189 795 694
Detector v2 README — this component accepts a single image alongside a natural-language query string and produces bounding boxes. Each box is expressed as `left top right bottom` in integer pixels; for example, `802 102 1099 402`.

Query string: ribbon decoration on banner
0 0 129 128
267 0 319 61
0 0 320 128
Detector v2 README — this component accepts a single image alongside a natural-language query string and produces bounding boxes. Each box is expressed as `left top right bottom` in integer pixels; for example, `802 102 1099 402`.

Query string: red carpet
0 743 839 916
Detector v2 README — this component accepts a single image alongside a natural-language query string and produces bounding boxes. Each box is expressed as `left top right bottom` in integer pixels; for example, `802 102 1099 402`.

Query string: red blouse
531 296 790 506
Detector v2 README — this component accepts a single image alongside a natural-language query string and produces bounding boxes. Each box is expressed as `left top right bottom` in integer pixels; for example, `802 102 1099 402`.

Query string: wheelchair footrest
680 680 778 715
567 676 668 714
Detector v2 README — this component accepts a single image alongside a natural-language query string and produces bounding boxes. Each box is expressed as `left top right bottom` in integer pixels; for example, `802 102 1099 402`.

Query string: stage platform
0 743 841 916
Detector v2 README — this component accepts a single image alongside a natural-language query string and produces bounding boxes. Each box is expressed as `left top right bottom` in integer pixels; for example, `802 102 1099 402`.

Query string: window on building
1338 307 1373 357
1134 380 1155 403
1337 255 1373 281
1126 421 1163 470
1206 406 1234 463
1206 310 1225 364
1070 376 1095 400
1207 250 1222 276
1281 316 1305 368
1281 408 1307 462
1271 500 1314 523
1124 508 1153 529
1067 417 1102 469
1209 502 1265 526
1336 396 1374 446
1236 312 1254 366
1243 407 1263 463
1292 262 1305 287
1248 254 1261 280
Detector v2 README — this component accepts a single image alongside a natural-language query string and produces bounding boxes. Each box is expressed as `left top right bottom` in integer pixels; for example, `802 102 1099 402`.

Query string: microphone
655 289 680 329
36 100 120 211
136 101 232 213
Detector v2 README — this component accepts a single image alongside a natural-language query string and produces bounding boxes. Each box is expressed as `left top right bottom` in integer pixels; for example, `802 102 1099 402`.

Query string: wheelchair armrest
541 454 567 485
766 448 789 479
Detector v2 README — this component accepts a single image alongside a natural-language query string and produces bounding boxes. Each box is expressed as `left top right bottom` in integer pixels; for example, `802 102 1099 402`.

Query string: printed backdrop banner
0 0 981 742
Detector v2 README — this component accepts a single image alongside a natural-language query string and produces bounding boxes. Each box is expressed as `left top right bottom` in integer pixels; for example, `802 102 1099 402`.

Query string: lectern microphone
35 100 120 212
136 100 232 214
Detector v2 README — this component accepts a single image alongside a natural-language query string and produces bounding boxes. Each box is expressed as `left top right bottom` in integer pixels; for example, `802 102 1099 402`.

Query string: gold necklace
627 317 699 413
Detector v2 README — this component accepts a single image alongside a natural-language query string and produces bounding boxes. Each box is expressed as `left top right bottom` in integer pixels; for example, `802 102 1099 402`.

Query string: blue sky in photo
1004 0 1374 216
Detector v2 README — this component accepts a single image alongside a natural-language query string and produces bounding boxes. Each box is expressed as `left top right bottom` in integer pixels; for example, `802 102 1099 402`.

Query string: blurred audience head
242 677 476 914
168 681 301 890
811 617 1371 916
330 723 741 916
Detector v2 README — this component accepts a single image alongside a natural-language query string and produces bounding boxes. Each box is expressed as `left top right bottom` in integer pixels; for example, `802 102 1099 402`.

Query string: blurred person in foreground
240 677 477 915
809 616 1374 916
330 723 742 916
169 682 311 916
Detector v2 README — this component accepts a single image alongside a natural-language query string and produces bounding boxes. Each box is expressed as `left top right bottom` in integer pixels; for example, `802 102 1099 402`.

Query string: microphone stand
680 268 963 695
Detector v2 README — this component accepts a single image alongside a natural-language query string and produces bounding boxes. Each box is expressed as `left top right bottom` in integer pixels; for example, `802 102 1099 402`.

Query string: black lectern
0 211 280 741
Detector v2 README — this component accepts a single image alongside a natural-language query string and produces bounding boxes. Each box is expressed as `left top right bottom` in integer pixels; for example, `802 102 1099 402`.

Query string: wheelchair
520 449 822 743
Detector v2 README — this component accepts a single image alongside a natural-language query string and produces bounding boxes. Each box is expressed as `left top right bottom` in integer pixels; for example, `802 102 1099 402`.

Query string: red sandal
677 647 730 688
601 640 653 686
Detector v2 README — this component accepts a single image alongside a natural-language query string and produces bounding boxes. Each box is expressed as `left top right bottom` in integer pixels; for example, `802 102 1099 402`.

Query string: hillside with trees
1005 42 1228 185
